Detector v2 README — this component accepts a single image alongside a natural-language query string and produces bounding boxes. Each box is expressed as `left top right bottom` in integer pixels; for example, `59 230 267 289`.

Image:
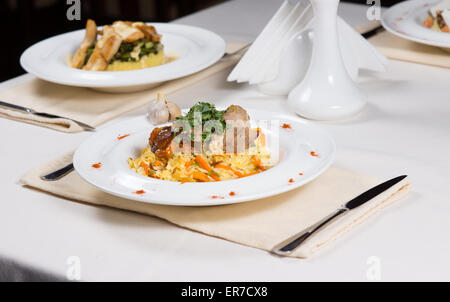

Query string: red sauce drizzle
310 151 320 157
211 195 225 200
281 123 292 129
229 192 236 197
92 163 102 169
299 172 304 176
117 134 131 141
134 190 146 195
289 178 295 184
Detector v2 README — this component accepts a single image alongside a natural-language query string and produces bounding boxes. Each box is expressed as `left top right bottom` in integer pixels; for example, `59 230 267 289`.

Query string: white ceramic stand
287 0 366 121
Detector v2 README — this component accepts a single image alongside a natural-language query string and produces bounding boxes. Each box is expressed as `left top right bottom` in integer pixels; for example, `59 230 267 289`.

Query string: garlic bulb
148 93 181 125
166 102 181 121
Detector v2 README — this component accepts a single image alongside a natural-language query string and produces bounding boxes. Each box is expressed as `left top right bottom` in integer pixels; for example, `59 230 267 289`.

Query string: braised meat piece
83 25 122 71
149 126 174 158
71 19 97 68
223 105 250 122
222 105 257 153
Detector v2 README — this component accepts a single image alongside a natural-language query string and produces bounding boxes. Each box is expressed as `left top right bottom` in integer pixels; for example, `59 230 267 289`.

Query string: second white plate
20 23 226 93
382 0 450 49
73 108 336 206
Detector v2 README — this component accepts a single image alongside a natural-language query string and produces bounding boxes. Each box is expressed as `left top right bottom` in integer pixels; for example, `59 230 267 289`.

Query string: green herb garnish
83 44 95 65
175 102 226 142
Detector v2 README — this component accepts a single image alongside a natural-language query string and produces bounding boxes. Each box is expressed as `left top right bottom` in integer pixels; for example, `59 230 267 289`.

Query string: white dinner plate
73 108 335 206
20 23 226 93
382 0 450 49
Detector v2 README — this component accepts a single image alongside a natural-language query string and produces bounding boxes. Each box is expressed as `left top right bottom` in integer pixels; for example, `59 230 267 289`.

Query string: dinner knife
272 175 407 256
0 101 95 131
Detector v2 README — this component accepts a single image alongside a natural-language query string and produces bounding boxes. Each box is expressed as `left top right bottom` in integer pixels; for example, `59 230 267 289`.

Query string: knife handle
272 208 349 256
0 101 33 114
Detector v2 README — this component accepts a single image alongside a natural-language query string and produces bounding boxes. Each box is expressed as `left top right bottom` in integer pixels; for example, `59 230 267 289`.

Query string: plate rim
73 109 336 206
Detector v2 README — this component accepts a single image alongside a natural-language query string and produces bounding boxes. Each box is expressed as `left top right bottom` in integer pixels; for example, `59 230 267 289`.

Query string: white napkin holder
228 0 389 120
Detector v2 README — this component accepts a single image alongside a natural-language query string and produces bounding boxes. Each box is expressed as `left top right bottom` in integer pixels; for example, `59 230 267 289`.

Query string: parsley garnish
175 102 226 142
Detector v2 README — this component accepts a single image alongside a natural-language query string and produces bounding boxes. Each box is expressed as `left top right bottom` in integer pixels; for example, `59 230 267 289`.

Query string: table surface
1 0 449 282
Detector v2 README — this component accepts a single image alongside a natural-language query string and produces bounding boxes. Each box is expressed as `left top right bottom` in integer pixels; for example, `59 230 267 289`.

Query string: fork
41 163 74 181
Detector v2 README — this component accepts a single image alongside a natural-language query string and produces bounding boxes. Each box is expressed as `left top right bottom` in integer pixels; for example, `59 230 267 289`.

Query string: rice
128 136 272 182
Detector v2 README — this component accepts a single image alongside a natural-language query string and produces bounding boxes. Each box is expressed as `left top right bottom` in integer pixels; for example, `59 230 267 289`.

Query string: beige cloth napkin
0 43 246 133
20 152 411 258
369 30 450 68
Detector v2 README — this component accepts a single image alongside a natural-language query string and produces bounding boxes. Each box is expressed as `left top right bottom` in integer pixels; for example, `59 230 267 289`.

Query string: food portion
71 20 166 71
423 0 450 33
129 102 272 182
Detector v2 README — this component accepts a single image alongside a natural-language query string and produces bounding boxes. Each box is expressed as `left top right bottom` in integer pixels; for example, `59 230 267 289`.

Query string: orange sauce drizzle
310 151 320 157
117 134 130 140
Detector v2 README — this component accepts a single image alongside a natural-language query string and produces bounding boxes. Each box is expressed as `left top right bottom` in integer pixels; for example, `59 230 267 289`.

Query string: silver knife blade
272 175 408 256
345 175 407 210
0 100 95 131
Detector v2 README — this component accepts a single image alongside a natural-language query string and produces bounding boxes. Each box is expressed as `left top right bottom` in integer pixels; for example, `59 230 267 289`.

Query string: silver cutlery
362 25 383 39
40 163 74 181
272 175 408 256
0 101 95 131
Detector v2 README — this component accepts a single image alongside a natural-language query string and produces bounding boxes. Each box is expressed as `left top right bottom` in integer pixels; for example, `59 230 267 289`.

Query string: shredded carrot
192 171 211 182
153 160 163 167
245 171 260 177
215 164 244 178
140 162 149 175
252 157 265 171
209 170 221 181
195 155 211 171
195 155 220 181
185 159 195 168
258 129 266 147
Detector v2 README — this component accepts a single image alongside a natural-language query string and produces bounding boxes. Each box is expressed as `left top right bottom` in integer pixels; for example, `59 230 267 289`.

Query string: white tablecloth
0 0 449 281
